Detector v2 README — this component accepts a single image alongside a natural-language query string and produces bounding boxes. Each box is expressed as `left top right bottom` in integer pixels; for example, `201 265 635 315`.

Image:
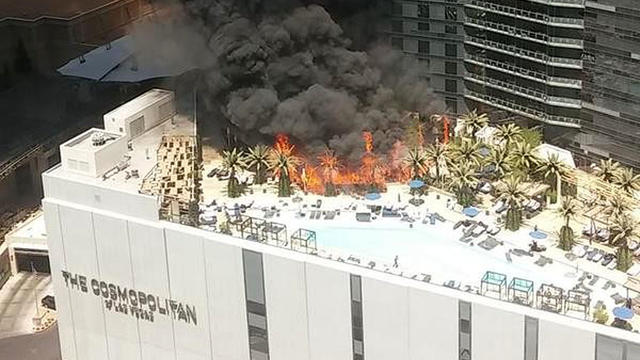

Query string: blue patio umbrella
613 306 634 320
529 230 548 240
365 192 381 201
462 207 480 217
409 179 425 189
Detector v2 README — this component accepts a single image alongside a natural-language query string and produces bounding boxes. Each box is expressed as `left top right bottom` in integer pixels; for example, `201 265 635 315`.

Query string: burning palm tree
221 148 246 198
269 141 299 197
403 147 429 180
318 149 340 196
244 144 270 185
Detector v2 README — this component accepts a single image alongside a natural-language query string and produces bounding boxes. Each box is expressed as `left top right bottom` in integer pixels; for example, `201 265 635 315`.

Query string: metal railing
466 0 584 27
464 90 582 127
466 17 584 48
465 36 583 67
465 54 582 88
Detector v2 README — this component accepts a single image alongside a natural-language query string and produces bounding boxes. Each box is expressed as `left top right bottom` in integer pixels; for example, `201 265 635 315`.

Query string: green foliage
459 109 489 137
558 226 575 251
616 246 634 272
268 145 299 198
494 123 523 148
449 162 478 206
498 175 527 231
593 304 609 324
614 167 640 195
219 221 232 235
244 145 270 185
509 141 540 179
404 147 429 180
595 159 621 184
425 142 449 183
222 148 246 198
505 206 522 231
519 127 543 148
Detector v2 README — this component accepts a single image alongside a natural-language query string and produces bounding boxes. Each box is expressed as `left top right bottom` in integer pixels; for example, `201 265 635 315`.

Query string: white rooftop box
60 128 128 178
103 88 175 140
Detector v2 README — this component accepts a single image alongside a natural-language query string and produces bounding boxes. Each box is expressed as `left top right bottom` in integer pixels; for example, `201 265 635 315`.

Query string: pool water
310 221 578 289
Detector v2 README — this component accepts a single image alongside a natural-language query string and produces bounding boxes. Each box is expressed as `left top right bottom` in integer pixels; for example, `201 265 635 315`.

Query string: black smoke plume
134 0 444 163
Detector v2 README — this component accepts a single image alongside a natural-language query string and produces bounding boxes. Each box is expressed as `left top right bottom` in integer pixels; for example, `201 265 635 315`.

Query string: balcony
464 89 582 128
466 0 584 28
530 0 585 8
464 72 582 109
464 35 583 69
465 17 584 49
465 54 582 88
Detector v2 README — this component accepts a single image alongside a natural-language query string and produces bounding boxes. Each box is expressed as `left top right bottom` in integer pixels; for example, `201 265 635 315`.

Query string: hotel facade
43 90 640 360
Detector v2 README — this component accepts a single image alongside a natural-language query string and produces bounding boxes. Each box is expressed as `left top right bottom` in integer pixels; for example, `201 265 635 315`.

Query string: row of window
241 250 548 360
391 20 458 35
391 38 460 60
393 3 459 21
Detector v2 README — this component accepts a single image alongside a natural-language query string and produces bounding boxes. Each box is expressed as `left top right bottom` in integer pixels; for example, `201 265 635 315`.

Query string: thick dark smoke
134 0 444 163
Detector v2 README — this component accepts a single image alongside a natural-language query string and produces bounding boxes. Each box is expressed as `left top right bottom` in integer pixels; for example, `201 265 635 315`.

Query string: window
596 335 624 360
445 79 457 93
391 20 403 33
418 40 430 55
445 43 457 57
392 2 402 15
243 250 270 360
458 301 471 360
445 25 458 34
446 97 458 113
350 275 364 360
391 37 403 50
445 61 457 75
418 22 429 32
418 4 429 18
445 6 457 20
524 316 538 360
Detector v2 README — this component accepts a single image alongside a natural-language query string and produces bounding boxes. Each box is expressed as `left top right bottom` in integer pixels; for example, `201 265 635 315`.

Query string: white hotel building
43 89 640 360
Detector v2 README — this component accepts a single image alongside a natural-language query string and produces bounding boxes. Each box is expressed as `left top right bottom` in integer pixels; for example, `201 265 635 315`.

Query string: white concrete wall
93 136 128 178
539 319 595 360
43 197 638 360
362 278 410 360
103 92 175 140
305 263 352 360
472 304 524 360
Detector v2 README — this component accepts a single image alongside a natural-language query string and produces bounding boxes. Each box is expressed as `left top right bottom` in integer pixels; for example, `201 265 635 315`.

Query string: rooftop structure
42 90 640 360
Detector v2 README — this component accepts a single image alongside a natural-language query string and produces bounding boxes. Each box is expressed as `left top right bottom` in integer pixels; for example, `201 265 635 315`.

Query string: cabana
480 271 507 300
261 221 288 246
236 216 265 241
536 284 564 313
291 228 317 254
564 290 590 319
508 277 534 306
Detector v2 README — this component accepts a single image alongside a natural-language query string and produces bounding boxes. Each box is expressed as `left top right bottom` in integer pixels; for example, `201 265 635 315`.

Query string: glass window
446 97 458 113
350 275 362 301
445 79 457 93
445 25 457 34
418 40 430 54
418 4 429 18
392 3 402 15
243 250 265 304
445 6 457 20
243 250 269 360
392 20 403 33
445 43 457 57
350 274 364 360
596 335 624 360
445 61 457 75
524 316 538 360
458 301 471 360
391 37 403 50
418 22 429 31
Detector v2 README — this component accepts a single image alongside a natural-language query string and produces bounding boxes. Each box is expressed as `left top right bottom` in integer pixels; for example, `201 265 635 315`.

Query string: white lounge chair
572 246 587 258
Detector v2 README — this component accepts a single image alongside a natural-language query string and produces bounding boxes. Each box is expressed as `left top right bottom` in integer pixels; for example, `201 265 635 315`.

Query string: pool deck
199 158 640 330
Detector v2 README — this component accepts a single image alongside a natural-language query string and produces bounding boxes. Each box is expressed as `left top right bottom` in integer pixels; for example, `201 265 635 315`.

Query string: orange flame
442 115 449 144
363 131 373 153
275 133 294 154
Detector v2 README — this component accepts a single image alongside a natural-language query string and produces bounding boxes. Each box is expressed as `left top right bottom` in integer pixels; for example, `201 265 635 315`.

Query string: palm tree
425 142 449 184
221 148 246 198
269 145 299 197
557 197 579 251
595 159 621 184
404 147 429 180
450 138 482 169
509 141 539 179
449 162 478 207
486 145 512 181
610 215 639 272
494 123 522 149
497 175 527 231
244 144 270 185
614 167 640 195
537 153 569 205
459 109 489 137
604 195 631 224
520 127 543 148
318 149 340 196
